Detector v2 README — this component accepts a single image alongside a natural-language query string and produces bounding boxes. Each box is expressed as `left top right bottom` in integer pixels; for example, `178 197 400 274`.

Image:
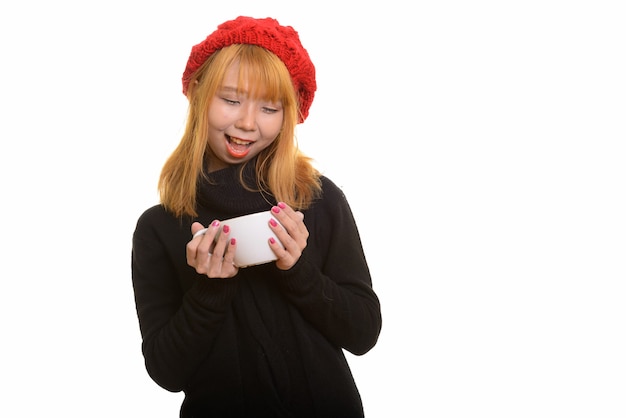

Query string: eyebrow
219 85 251 97
219 84 278 103
219 86 239 93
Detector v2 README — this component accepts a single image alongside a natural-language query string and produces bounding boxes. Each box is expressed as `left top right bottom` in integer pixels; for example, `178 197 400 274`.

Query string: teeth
229 136 251 145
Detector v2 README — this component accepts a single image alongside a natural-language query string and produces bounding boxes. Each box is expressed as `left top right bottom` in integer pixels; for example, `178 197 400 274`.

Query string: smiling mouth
226 135 253 158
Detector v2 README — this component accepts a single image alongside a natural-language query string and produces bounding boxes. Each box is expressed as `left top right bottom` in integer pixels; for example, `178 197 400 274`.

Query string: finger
207 236 239 277
187 222 208 265
270 206 308 249
293 211 307 236
211 224 231 259
222 237 238 268
269 217 290 248
268 214 306 268
271 223 303 258
273 202 297 219
271 203 302 233
187 220 220 271
197 220 221 256
269 236 296 270
193 227 208 239
191 221 207 237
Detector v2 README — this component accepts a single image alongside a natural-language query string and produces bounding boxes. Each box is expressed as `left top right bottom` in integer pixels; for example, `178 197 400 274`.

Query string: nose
235 104 256 131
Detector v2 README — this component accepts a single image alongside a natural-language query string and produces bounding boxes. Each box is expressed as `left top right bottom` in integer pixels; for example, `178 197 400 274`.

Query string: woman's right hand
186 220 239 278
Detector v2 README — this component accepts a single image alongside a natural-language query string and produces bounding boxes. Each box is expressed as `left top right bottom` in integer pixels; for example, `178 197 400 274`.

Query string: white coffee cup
193 211 284 268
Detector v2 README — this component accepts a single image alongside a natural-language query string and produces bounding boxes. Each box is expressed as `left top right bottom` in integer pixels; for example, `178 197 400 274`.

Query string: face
205 61 284 172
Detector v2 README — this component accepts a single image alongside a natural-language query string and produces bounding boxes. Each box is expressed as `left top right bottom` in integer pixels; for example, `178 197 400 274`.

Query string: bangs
234 45 294 105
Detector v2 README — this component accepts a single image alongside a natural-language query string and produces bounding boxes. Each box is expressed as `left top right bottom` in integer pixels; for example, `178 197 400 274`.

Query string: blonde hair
158 44 321 218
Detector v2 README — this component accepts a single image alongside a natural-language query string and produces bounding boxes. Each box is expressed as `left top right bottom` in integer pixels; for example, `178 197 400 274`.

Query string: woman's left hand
268 202 308 270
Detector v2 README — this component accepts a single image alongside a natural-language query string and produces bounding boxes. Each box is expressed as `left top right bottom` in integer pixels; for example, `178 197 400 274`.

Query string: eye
262 106 279 114
222 97 239 105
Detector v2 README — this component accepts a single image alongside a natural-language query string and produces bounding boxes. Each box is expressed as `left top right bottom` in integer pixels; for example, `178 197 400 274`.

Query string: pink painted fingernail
269 237 276 244
272 206 280 213
212 220 220 227
278 202 287 209
269 218 278 227
223 225 230 233
230 238 236 245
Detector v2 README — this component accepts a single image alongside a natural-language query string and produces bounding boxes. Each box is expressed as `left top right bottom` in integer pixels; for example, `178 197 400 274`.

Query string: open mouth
226 135 253 158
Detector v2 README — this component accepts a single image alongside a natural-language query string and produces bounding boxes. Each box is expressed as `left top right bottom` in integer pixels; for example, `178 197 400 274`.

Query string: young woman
131 16 382 417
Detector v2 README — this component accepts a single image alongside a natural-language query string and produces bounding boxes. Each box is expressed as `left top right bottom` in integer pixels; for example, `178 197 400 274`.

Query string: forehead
219 58 285 102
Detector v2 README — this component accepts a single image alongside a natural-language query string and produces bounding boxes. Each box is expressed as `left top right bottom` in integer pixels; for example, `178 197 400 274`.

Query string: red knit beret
182 16 316 123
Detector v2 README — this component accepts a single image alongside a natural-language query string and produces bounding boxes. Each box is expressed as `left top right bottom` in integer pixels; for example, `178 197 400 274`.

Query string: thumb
190 221 207 237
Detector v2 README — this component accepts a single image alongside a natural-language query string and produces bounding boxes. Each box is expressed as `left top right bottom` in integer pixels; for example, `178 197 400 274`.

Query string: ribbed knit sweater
131 164 382 417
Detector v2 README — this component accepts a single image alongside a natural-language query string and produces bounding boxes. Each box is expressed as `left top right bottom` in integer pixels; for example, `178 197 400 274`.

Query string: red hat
182 16 316 122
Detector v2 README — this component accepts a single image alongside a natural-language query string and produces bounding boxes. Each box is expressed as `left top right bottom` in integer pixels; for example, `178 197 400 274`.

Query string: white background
1 1 625 417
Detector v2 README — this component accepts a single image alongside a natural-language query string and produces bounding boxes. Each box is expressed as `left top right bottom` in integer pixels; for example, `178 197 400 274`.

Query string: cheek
207 108 229 129
207 99 236 127
254 113 280 141
266 115 284 138
269 122 283 139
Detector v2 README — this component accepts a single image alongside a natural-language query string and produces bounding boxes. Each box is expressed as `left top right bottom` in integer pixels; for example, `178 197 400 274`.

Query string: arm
131 206 238 391
273 179 382 355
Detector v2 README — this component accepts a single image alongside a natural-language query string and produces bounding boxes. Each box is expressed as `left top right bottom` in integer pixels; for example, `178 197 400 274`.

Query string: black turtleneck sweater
131 165 382 417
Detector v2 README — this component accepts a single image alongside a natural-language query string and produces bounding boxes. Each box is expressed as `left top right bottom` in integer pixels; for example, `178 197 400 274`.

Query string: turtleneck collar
196 161 277 220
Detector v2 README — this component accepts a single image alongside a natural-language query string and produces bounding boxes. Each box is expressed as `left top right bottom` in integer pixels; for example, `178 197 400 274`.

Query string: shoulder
133 204 195 256
306 176 354 219
318 176 349 204
135 204 170 228
133 204 189 239
304 176 365 258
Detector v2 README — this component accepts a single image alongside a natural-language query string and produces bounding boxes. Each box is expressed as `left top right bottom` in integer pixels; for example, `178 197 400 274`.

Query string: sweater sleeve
275 178 382 355
131 206 239 392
